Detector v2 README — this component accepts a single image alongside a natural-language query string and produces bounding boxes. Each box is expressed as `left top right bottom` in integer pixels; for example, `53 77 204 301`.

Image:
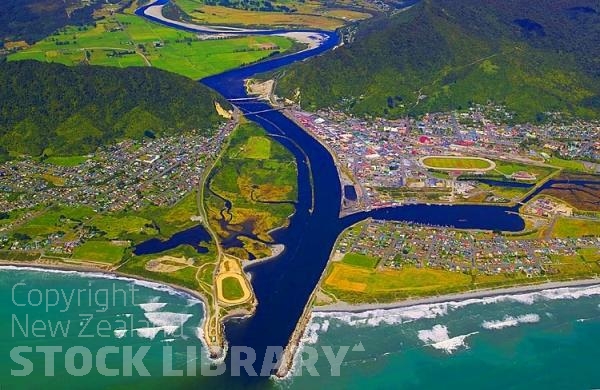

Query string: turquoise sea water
2 268 600 389
288 286 600 389
0 267 209 389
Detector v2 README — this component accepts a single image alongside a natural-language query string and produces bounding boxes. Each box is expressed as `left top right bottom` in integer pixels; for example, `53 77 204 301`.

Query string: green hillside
0 60 229 158
0 0 104 44
275 0 600 121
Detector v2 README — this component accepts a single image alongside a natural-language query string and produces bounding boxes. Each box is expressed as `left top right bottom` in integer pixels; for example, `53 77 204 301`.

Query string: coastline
0 259 220 358
5 1 597 386
312 278 600 313
0 259 210 303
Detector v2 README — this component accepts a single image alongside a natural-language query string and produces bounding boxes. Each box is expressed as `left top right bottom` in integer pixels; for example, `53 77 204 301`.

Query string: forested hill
0 0 105 44
0 60 229 158
275 0 600 121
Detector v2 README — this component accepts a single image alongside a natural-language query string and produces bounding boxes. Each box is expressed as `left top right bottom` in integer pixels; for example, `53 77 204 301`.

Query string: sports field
44 155 90 167
342 252 379 268
9 13 294 79
421 156 495 171
221 276 246 301
72 240 126 264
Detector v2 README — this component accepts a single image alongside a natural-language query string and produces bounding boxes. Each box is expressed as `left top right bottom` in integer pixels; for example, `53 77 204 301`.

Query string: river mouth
137 0 529 382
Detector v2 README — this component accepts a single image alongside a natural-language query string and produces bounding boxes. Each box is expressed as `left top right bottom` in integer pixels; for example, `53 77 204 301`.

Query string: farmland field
9 13 294 79
172 0 371 30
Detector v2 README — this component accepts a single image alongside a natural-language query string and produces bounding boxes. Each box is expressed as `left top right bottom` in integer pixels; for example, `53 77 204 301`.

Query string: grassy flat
72 240 126 264
205 121 297 259
323 262 472 303
493 161 556 179
552 217 600 238
16 206 96 237
40 173 66 187
242 136 272 159
9 13 294 79
547 157 592 173
88 215 157 240
138 192 201 238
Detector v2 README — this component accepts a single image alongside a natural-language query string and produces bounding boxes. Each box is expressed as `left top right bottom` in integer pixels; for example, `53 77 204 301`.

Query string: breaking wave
314 284 600 328
134 325 180 340
482 314 540 330
139 302 168 312
144 312 193 327
135 327 165 340
418 324 477 354
301 321 324 346
313 304 448 327
187 298 201 307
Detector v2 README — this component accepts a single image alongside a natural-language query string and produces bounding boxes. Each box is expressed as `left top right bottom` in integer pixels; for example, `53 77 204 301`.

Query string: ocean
0 267 208 389
2 268 600 389
290 286 600 389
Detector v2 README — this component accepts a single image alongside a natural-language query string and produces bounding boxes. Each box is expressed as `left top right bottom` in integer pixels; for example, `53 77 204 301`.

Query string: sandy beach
0 260 211 317
313 278 600 313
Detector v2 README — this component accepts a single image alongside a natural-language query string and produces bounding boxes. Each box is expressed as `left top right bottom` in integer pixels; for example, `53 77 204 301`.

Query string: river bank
312 278 600 313
140 0 331 47
141 0 554 385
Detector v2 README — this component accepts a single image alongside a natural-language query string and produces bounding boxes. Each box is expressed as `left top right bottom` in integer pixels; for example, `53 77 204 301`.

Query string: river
135 0 534 385
0 1 595 388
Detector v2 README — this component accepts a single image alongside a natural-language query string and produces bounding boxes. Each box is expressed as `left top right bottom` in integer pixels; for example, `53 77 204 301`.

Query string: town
0 121 234 215
288 104 600 212
0 120 234 258
333 218 599 278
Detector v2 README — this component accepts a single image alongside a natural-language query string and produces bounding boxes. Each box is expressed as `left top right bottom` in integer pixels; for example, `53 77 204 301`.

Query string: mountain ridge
0 60 229 158
274 0 600 121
